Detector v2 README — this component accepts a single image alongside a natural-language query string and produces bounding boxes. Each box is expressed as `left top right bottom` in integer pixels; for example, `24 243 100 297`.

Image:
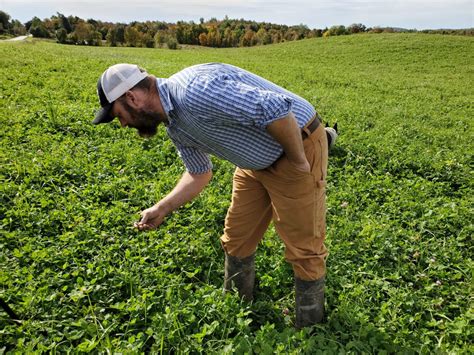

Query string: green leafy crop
1 34 473 353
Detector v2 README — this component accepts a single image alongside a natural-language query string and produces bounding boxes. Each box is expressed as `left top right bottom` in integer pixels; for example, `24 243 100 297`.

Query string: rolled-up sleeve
185 74 294 128
175 143 213 174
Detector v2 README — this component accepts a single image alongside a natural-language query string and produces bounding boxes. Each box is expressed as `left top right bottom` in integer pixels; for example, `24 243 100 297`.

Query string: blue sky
2 0 473 29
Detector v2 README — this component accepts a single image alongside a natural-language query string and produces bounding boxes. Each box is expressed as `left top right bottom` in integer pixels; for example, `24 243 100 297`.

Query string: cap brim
92 104 114 124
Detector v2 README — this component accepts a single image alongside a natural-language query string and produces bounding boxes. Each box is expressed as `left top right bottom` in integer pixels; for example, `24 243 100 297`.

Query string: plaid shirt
156 63 316 174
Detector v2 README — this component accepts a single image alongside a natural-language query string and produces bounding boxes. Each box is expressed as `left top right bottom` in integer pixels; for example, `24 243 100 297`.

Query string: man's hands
134 204 168 231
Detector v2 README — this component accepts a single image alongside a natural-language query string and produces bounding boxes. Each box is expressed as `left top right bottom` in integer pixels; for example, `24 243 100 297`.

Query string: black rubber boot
223 252 255 301
295 276 325 329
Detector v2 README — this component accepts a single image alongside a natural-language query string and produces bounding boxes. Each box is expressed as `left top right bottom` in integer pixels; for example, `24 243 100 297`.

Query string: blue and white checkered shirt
155 63 316 174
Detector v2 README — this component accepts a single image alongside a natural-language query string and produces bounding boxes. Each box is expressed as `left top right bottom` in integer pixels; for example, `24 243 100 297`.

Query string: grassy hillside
1 34 473 353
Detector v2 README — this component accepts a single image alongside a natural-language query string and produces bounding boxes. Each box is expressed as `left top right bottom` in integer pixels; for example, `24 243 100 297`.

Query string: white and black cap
93 63 148 124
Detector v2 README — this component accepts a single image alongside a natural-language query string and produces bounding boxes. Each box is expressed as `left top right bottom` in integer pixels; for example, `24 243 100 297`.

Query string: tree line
1 11 472 49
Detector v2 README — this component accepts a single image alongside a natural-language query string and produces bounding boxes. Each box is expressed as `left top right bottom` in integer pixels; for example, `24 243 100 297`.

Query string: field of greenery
1 34 473 353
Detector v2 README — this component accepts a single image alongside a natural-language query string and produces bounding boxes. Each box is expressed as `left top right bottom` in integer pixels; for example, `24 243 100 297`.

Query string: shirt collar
156 78 174 116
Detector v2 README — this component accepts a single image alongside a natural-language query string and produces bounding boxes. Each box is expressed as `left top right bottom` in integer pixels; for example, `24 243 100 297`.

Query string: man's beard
122 101 161 138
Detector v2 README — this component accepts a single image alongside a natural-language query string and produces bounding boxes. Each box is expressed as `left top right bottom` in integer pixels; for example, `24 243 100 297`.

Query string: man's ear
125 90 140 109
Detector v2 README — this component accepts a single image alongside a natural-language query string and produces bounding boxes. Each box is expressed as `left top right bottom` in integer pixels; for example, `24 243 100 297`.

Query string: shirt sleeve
184 74 294 128
172 139 213 174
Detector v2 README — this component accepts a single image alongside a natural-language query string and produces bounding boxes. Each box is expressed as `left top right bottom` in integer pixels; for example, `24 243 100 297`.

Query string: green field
1 34 473 353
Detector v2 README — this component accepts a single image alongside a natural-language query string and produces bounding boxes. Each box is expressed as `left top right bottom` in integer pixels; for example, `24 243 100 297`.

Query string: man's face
112 99 161 138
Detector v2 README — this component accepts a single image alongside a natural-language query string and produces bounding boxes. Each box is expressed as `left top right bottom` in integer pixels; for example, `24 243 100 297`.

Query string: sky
1 0 473 29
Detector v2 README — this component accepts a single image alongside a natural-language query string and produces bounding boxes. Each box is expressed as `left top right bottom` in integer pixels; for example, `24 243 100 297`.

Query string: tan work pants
220 124 329 281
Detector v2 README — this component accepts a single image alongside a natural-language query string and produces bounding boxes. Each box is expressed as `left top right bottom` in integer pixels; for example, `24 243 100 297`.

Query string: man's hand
133 170 212 231
287 158 310 173
266 112 309 173
134 204 167 231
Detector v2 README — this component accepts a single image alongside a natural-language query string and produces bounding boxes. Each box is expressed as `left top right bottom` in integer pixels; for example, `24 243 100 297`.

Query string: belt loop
302 126 312 138
301 113 320 140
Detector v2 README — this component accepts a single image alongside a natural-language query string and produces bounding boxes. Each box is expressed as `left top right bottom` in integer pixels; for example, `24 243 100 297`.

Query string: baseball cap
93 63 148 124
